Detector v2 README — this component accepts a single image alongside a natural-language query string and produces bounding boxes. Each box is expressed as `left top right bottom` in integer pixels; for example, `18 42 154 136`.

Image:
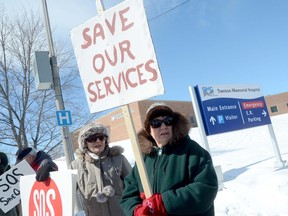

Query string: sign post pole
188 86 210 152
267 124 286 167
95 0 152 198
122 105 152 197
41 0 74 167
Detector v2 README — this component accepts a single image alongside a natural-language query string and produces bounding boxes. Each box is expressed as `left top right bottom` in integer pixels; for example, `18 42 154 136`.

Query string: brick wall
265 92 288 116
71 99 195 150
71 93 288 151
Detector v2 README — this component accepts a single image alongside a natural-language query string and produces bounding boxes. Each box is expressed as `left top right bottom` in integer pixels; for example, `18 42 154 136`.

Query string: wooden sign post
71 0 165 197
122 104 152 197
95 0 152 198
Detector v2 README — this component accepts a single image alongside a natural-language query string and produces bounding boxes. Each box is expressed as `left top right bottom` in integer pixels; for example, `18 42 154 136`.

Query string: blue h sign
56 110 72 126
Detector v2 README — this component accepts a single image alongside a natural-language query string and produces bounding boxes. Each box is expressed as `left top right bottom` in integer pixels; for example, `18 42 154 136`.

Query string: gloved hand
134 193 167 216
36 164 54 182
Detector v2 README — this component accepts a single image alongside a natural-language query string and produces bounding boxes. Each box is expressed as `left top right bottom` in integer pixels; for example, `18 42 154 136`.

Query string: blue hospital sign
56 110 72 126
195 84 271 135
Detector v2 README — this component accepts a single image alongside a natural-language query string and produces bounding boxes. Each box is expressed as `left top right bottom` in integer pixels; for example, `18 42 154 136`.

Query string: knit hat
78 123 110 152
144 103 175 133
16 147 32 161
0 152 9 174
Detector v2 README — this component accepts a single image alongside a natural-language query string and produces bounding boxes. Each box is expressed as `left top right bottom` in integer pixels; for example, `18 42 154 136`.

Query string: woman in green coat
120 103 218 216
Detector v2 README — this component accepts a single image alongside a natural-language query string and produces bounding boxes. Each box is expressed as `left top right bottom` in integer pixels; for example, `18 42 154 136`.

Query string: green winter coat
120 111 218 216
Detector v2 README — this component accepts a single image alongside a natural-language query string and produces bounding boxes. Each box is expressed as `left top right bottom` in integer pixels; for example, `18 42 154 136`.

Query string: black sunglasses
150 117 174 128
86 134 106 142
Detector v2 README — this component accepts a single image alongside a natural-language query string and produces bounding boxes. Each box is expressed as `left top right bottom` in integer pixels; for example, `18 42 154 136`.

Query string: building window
270 106 278 113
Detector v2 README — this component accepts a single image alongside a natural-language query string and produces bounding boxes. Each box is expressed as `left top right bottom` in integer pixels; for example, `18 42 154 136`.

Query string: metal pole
189 86 210 152
41 0 75 168
267 124 286 168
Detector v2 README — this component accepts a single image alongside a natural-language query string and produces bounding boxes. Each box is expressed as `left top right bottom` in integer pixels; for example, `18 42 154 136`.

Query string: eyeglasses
150 117 174 128
86 134 106 142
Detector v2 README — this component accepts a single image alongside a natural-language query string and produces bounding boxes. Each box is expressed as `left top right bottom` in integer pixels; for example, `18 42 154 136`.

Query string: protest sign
0 160 35 213
71 0 164 113
20 170 77 216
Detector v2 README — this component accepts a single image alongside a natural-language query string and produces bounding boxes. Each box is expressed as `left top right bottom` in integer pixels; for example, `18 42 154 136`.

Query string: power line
148 0 192 22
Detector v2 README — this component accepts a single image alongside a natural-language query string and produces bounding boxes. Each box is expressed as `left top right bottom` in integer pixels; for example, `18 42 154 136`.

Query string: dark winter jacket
31 150 58 171
120 111 218 216
70 146 132 216
0 153 18 216
0 205 18 216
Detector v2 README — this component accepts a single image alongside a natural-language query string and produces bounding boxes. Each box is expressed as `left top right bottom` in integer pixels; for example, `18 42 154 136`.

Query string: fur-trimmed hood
78 123 110 152
138 111 191 155
74 145 125 162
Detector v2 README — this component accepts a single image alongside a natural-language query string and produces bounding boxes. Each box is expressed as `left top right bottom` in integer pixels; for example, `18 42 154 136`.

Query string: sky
2 4 288 214
1 0 288 103
54 112 288 215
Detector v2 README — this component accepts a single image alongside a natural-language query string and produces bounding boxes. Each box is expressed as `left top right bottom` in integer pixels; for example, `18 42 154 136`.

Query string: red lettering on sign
81 28 92 49
119 7 133 31
80 6 133 49
92 40 135 74
242 101 264 110
29 178 62 216
87 59 158 102
105 12 117 35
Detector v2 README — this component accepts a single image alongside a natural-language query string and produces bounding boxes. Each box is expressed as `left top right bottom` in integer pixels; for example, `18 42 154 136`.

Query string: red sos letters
20 171 76 216
29 178 62 216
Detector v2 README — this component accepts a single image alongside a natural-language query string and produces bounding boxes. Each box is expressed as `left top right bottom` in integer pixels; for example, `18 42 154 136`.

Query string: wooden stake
122 104 152 197
95 0 152 198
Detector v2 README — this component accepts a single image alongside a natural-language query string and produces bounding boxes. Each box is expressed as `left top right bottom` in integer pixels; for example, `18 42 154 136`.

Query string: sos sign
29 178 62 216
0 160 35 213
20 171 77 216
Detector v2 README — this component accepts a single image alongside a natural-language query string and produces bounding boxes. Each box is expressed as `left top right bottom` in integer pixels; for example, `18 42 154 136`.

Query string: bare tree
0 5 99 159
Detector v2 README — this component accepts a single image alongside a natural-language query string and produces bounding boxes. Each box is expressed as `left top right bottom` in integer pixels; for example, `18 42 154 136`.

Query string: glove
36 164 54 182
133 192 147 216
134 193 167 216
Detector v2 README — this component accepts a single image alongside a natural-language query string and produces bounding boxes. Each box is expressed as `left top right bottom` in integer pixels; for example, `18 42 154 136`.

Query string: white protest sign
71 0 164 113
20 170 77 216
0 160 35 213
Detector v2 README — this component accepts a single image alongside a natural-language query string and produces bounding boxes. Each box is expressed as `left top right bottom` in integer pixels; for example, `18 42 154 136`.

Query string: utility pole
41 0 75 167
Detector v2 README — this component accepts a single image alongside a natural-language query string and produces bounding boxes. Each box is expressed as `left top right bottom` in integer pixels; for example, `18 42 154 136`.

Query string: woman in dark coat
120 103 218 216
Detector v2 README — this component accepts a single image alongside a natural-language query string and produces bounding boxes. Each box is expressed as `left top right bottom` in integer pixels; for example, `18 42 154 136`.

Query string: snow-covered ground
55 113 288 215
196 113 288 216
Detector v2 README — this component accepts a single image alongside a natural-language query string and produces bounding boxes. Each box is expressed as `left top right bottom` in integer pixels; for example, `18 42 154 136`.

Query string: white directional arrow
262 110 267 117
210 116 217 125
